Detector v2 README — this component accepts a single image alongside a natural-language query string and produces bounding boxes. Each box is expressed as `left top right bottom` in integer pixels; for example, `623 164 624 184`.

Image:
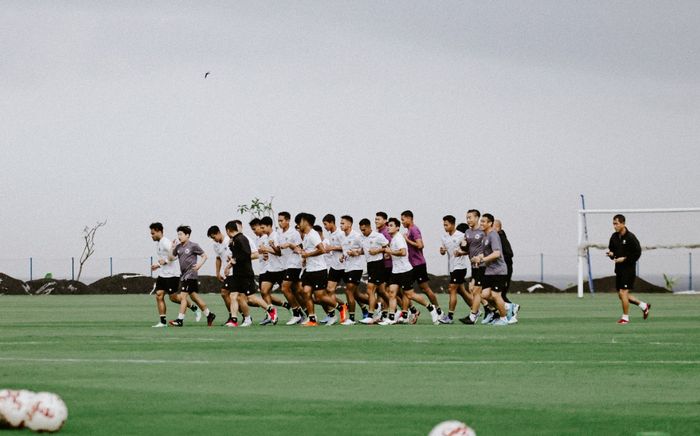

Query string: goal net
577 207 700 297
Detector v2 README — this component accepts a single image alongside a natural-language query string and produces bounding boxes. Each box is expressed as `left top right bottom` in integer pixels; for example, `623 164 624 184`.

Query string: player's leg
281 272 304 325
344 281 357 323
247 293 278 325
153 289 168 327
189 291 216 326
301 284 317 326
169 285 191 326
379 283 398 325
220 288 233 325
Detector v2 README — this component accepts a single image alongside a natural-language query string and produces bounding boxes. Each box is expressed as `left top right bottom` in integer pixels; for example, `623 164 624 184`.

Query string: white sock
639 302 648 310
469 312 477 321
177 313 185 320
203 308 210 316
245 316 252 322
621 314 629 321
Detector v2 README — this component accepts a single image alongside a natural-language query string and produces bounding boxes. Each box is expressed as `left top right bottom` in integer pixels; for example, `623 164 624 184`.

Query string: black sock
190 304 198 312
267 306 274 314
427 304 435 311
160 316 166 324
409 306 418 314
361 305 369 317
448 311 454 320
282 302 291 310
401 311 408 318
309 315 317 322
389 313 395 321
381 311 388 318
349 313 355 321
336 303 344 311
293 307 301 317
436 307 443 315
228 312 232 320
232 317 238 323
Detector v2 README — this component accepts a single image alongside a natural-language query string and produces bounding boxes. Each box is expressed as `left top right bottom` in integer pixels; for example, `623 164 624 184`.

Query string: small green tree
237 197 275 220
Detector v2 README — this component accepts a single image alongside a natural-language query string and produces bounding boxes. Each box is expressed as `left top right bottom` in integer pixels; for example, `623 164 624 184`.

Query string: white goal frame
577 207 700 298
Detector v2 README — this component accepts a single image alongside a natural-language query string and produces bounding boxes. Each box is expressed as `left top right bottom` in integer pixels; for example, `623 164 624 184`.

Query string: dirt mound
0 273 30 295
91 273 156 294
25 279 92 295
564 276 669 293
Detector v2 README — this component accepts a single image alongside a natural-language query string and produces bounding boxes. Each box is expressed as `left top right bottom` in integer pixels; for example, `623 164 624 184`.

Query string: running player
149 222 200 327
459 209 486 325
167 226 216 327
494 219 519 322
339 215 370 325
606 214 650 324
207 225 238 326
379 218 413 325
322 214 348 324
400 210 444 324
257 216 290 325
294 213 330 326
277 212 306 325
375 212 392 317
472 213 510 326
223 221 278 327
359 218 389 324
439 215 471 324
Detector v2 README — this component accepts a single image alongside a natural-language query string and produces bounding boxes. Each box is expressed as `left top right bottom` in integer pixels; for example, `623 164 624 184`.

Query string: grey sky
2 1 699 281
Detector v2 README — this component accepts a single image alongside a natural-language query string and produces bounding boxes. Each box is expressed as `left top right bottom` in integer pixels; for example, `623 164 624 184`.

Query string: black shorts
223 276 257 296
450 269 467 285
367 260 385 285
391 271 414 291
302 270 328 291
283 268 302 284
344 269 363 284
155 277 180 294
328 268 345 283
260 271 284 286
616 269 636 290
412 264 430 284
180 279 199 293
471 267 485 287
482 275 507 292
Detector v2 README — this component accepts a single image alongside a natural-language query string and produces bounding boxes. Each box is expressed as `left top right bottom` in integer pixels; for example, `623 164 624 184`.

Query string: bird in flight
204 72 210 79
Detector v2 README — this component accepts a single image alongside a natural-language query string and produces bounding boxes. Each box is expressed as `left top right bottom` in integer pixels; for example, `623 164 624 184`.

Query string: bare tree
76 220 107 282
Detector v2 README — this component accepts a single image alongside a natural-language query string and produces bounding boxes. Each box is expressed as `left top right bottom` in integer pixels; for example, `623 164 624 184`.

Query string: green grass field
1 294 699 435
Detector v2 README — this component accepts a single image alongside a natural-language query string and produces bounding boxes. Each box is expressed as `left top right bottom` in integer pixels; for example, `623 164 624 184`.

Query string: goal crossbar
577 207 700 298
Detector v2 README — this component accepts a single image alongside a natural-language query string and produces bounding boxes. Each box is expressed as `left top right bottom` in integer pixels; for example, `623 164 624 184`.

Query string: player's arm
215 257 223 281
302 243 325 258
193 252 208 271
481 249 501 264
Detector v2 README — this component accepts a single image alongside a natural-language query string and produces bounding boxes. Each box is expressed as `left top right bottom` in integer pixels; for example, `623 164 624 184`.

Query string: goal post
577 207 700 298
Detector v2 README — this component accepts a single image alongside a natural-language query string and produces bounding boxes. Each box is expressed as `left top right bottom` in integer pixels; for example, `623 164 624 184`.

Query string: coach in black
606 214 650 324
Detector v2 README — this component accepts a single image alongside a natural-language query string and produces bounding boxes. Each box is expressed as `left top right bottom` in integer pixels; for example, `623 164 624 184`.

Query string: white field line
0 357 699 366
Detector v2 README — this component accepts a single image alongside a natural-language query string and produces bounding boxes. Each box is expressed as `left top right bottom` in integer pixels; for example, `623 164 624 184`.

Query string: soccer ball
0 389 67 432
24 392 68 432
0 389 35 428
428 420 477 436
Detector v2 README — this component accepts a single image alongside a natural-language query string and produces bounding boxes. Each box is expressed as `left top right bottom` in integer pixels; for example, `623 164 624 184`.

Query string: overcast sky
2 1 699 282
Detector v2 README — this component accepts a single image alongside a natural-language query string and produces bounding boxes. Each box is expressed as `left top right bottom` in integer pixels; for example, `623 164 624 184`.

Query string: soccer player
375 212 392 314
400 210 444 324
223 221 278 327
257 216 290 325
359 218 389 324
494 219 519 322
470 213 510 326
149 222 200 327
167 226 216 327
207 225 238 326
321 214 348 324
294 213 331 326
439 215 471 323
459 209 487 325
277 212 306 325
379 218 413 325
339 215 370 325
606 214 650 324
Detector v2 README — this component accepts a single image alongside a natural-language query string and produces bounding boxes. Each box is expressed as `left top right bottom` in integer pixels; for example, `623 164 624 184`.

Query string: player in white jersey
321 214 349 324
257 216 291 325
379 218 413 325
358 218 389 324
438 215 472 324
277 212 306 325
293 213 338 326
149 222 200 327
339 215 370 325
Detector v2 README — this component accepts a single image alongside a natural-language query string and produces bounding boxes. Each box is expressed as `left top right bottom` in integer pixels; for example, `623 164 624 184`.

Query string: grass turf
1 293 699 435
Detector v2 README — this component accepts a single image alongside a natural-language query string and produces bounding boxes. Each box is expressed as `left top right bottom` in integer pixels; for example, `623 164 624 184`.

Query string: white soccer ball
24 392 68 433
428 420 477 436
0 389 35 428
